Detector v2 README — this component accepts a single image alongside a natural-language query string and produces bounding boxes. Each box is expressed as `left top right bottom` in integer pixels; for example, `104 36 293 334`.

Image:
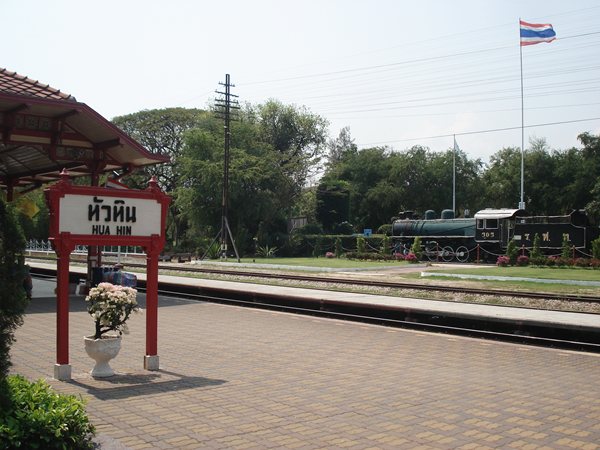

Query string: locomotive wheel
425 245 438 261
455 246 469 263
441 246 454 262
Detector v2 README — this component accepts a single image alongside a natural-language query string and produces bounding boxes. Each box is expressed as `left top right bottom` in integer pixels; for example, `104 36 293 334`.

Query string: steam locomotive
391 208 599 262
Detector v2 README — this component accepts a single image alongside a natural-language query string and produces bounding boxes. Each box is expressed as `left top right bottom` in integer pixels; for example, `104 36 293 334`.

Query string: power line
359 116 600 147
240 31 599 89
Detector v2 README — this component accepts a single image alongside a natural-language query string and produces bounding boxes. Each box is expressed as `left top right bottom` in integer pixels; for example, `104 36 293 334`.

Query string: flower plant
404 252 418 263
85 283 140 339
496 255 510 267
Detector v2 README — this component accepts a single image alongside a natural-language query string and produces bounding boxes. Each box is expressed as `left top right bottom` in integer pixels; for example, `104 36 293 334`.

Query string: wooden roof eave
0 92 169 167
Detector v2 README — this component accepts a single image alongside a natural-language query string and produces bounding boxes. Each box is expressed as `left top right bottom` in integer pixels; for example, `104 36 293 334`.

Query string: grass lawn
423 265 600 282
185 258 600 296
196 257 407 269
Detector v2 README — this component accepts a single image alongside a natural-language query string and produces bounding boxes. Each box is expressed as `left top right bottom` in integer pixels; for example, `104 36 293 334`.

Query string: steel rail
142 283 600 354
30 271 600 352
26 255 600 304
135 262 600 304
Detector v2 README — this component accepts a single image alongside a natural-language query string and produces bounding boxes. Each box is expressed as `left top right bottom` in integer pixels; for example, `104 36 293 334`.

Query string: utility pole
205 74 240 262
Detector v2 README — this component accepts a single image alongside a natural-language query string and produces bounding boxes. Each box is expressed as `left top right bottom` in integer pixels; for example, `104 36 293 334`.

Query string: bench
159 253 192 263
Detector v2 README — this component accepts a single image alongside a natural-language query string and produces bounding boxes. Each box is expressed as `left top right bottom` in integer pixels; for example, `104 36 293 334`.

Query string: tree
13 190 49 241
522 140 558 214
177 124 295 253
328 146 396 229
0 199 28 407
291 187 318 224
579 132 600 224
482 147 522 209
327 126 357 167
112 108 214 246
315 178 351 233
249 100 329 193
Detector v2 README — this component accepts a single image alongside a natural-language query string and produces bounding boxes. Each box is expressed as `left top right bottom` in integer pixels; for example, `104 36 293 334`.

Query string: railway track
30 266 600 353
26 255 600 305
154 285 600 354
129 261 600 304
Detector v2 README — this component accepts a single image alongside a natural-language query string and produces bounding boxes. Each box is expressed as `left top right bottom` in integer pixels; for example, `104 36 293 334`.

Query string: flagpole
452 135 456 214
519 18 525 210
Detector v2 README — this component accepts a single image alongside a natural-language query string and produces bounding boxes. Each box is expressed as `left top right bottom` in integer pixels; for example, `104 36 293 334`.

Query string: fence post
476 244 480 264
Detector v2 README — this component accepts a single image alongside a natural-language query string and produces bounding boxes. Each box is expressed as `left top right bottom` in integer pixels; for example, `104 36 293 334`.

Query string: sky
3 0 600 163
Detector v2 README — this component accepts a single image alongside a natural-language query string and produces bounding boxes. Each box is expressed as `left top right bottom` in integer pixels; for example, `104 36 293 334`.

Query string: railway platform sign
45 170 170 380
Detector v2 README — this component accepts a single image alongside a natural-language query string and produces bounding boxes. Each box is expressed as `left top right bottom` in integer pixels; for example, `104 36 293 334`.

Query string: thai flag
520 20 556 46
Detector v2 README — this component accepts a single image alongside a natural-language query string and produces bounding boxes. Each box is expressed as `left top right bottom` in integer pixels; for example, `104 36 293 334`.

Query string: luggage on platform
92 267 137 288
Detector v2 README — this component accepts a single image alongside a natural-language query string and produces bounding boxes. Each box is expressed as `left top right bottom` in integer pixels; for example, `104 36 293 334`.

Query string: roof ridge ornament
59 169 71 184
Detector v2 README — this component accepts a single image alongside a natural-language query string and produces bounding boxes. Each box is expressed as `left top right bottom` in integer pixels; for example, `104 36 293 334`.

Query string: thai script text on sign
58 194 161 236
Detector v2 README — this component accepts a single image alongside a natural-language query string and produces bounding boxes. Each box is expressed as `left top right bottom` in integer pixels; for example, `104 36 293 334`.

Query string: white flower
86 282 139 338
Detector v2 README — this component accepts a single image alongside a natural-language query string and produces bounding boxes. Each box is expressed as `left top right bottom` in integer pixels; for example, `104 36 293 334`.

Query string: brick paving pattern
9 279 600 449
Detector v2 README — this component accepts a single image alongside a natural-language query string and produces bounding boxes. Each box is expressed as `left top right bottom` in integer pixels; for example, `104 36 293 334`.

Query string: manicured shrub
530 233 542 259
505 240 518 265
561 234 571 259
345 252 395 261
592 237 600 260
554 256 570 267
589 259 600 268
394 252 405 261
312 236 322 258
335 237 342 258
325 251 335 258
377 224 392 236
334 221 354 235
410 237 422 261
529 256 546 266
380 234 390 256
574 257 590 267
356 236 366 254
0 375 95 449
516 255 529 266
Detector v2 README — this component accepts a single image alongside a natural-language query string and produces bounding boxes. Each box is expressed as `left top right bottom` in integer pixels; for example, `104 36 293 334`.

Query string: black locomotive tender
391 208 599 262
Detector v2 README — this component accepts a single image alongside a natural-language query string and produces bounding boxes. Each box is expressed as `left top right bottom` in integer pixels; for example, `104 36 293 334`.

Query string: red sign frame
45 171 171 380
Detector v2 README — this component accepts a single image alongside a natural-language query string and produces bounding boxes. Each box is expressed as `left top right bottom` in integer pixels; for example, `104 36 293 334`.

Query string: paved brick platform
9 279 600 449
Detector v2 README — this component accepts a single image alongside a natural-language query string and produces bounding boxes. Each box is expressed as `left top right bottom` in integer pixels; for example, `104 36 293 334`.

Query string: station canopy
0 68 168 192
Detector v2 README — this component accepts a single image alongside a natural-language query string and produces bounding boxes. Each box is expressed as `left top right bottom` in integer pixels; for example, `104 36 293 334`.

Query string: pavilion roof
0 68 77 101
0 68 168 191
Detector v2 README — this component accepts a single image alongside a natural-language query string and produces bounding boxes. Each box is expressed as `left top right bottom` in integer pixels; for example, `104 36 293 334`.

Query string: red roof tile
0 67 76 101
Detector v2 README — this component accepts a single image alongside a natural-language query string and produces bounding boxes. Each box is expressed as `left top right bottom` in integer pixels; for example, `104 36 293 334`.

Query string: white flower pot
84 335 122 377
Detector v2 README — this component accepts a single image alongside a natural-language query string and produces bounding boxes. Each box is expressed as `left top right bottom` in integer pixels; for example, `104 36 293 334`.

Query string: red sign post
45 170 170 380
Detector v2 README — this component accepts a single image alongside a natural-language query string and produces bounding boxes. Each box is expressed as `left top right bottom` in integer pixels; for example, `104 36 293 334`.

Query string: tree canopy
112 108 213 246
77 106 597 253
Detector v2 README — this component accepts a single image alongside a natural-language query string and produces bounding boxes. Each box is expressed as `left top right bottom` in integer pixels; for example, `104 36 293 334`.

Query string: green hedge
0 375 95 449
345 252 397 261
289 234 393 257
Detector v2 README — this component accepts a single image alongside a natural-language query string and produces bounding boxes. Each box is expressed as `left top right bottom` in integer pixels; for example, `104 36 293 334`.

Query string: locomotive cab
474 208 526 249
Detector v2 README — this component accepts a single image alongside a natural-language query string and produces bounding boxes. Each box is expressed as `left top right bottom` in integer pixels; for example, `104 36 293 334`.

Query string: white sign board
58 194 162 236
